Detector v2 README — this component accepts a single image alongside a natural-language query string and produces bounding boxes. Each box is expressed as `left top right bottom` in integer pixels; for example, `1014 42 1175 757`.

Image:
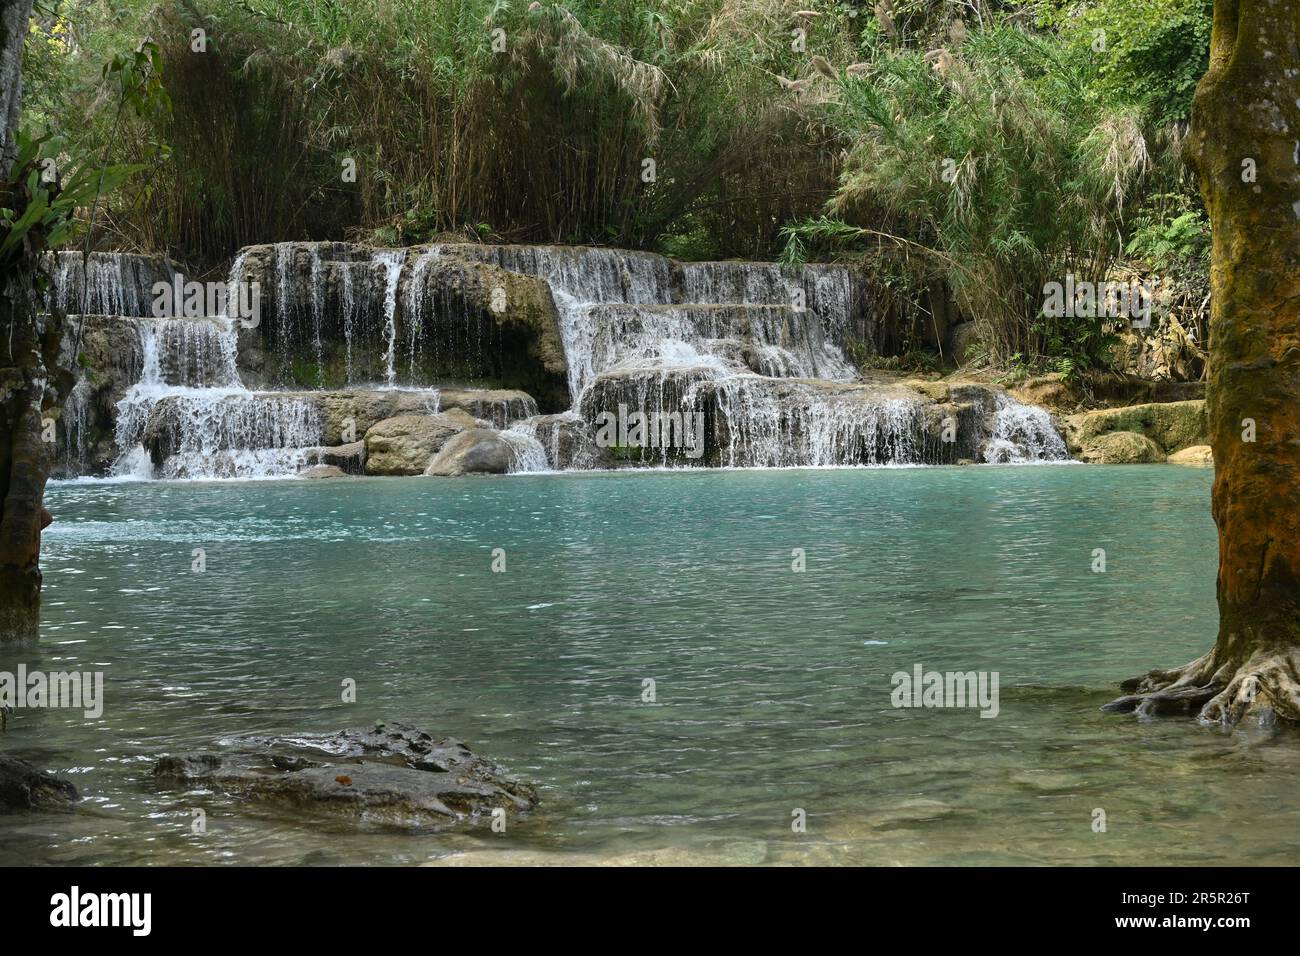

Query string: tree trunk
0 0 32 176
1106 0 1300 725
0 0 56 644
0 271 60 644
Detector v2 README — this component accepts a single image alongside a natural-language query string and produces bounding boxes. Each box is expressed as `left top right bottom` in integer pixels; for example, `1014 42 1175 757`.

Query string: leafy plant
0 131 139 266
1125 209 1209 275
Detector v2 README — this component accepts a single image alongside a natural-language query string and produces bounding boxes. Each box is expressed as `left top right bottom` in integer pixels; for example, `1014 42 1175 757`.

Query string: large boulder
1062 400 1207 456
1167 444 1213 466
425 428 514 476
312 388 534 445
1079 431 1166 464
152 722 536 829
0 755 79 811
363 410 476 475
436 388 538 428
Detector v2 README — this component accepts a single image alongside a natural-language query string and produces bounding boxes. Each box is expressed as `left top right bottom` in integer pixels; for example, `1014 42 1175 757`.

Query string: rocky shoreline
3 722 537 831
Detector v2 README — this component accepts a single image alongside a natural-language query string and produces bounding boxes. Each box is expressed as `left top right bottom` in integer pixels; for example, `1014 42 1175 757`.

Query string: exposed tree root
1103 647 1300 726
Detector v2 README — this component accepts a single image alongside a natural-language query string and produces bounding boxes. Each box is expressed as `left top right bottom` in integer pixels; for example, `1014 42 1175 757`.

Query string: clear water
4 465 1298 866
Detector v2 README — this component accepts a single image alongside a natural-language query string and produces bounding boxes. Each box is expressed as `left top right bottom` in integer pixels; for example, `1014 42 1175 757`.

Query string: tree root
1103 647 1300 726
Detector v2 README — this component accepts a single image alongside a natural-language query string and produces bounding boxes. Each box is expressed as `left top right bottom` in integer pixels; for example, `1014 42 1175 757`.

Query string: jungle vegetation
20 0 1213 369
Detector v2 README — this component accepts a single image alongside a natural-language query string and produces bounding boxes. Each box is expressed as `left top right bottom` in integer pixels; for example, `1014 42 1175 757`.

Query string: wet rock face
152 722 537 829
303 439 366 475
232 243 570 409
53 316 147 477
0 755 79 811
512 413 610 471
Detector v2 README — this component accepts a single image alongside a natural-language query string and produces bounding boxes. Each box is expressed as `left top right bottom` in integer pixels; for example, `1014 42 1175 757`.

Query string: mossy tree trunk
0 0 58 644
1107 0 1300 724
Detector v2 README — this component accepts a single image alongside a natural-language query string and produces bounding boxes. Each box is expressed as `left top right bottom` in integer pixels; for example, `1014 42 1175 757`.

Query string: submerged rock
0 755 79 811
426 841 770 867
152 722 537 830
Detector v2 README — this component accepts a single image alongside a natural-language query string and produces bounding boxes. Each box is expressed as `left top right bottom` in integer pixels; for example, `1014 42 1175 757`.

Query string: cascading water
109 290 323 480
376 249 407 387
981 393 1069 464
403 248 441 377
55 239 1067 480
46 251 177 317
474 246 1067 469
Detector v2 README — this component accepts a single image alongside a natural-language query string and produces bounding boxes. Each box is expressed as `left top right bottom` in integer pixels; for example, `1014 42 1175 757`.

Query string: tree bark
1106 0 1300 724
0 0 57 644
0 0 33 176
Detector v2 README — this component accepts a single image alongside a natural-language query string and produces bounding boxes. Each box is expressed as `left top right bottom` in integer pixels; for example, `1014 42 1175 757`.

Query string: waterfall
106 252 325 479
61 378 94 473
340 264 357 383
309 246 325 370
46 251 177 316
464 248 1066 469
981 393 1069 464
500 426 551 474
55 239 1068 480
403 248 441 377
376 249 407 387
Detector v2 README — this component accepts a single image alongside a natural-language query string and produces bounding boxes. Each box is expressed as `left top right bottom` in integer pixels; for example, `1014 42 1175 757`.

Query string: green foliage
27 0 858 264
1035 0 1212 126
804 22 1149 368
0 131 139 266
1125 207 1209 275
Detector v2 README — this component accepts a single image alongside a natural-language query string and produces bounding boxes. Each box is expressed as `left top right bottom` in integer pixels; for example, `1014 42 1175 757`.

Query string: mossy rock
1063 400 1206 455
1079 431 1166 464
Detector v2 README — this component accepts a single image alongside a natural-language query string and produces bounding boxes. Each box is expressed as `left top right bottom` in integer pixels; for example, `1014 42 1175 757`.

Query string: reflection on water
3 465 1297 866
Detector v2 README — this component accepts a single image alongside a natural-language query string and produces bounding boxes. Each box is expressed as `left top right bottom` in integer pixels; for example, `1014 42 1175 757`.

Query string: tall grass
28 0 859 266
788 22 1154 368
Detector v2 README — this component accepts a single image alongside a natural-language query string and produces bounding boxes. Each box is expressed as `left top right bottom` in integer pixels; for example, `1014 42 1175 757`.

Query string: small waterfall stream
108 301 322 480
